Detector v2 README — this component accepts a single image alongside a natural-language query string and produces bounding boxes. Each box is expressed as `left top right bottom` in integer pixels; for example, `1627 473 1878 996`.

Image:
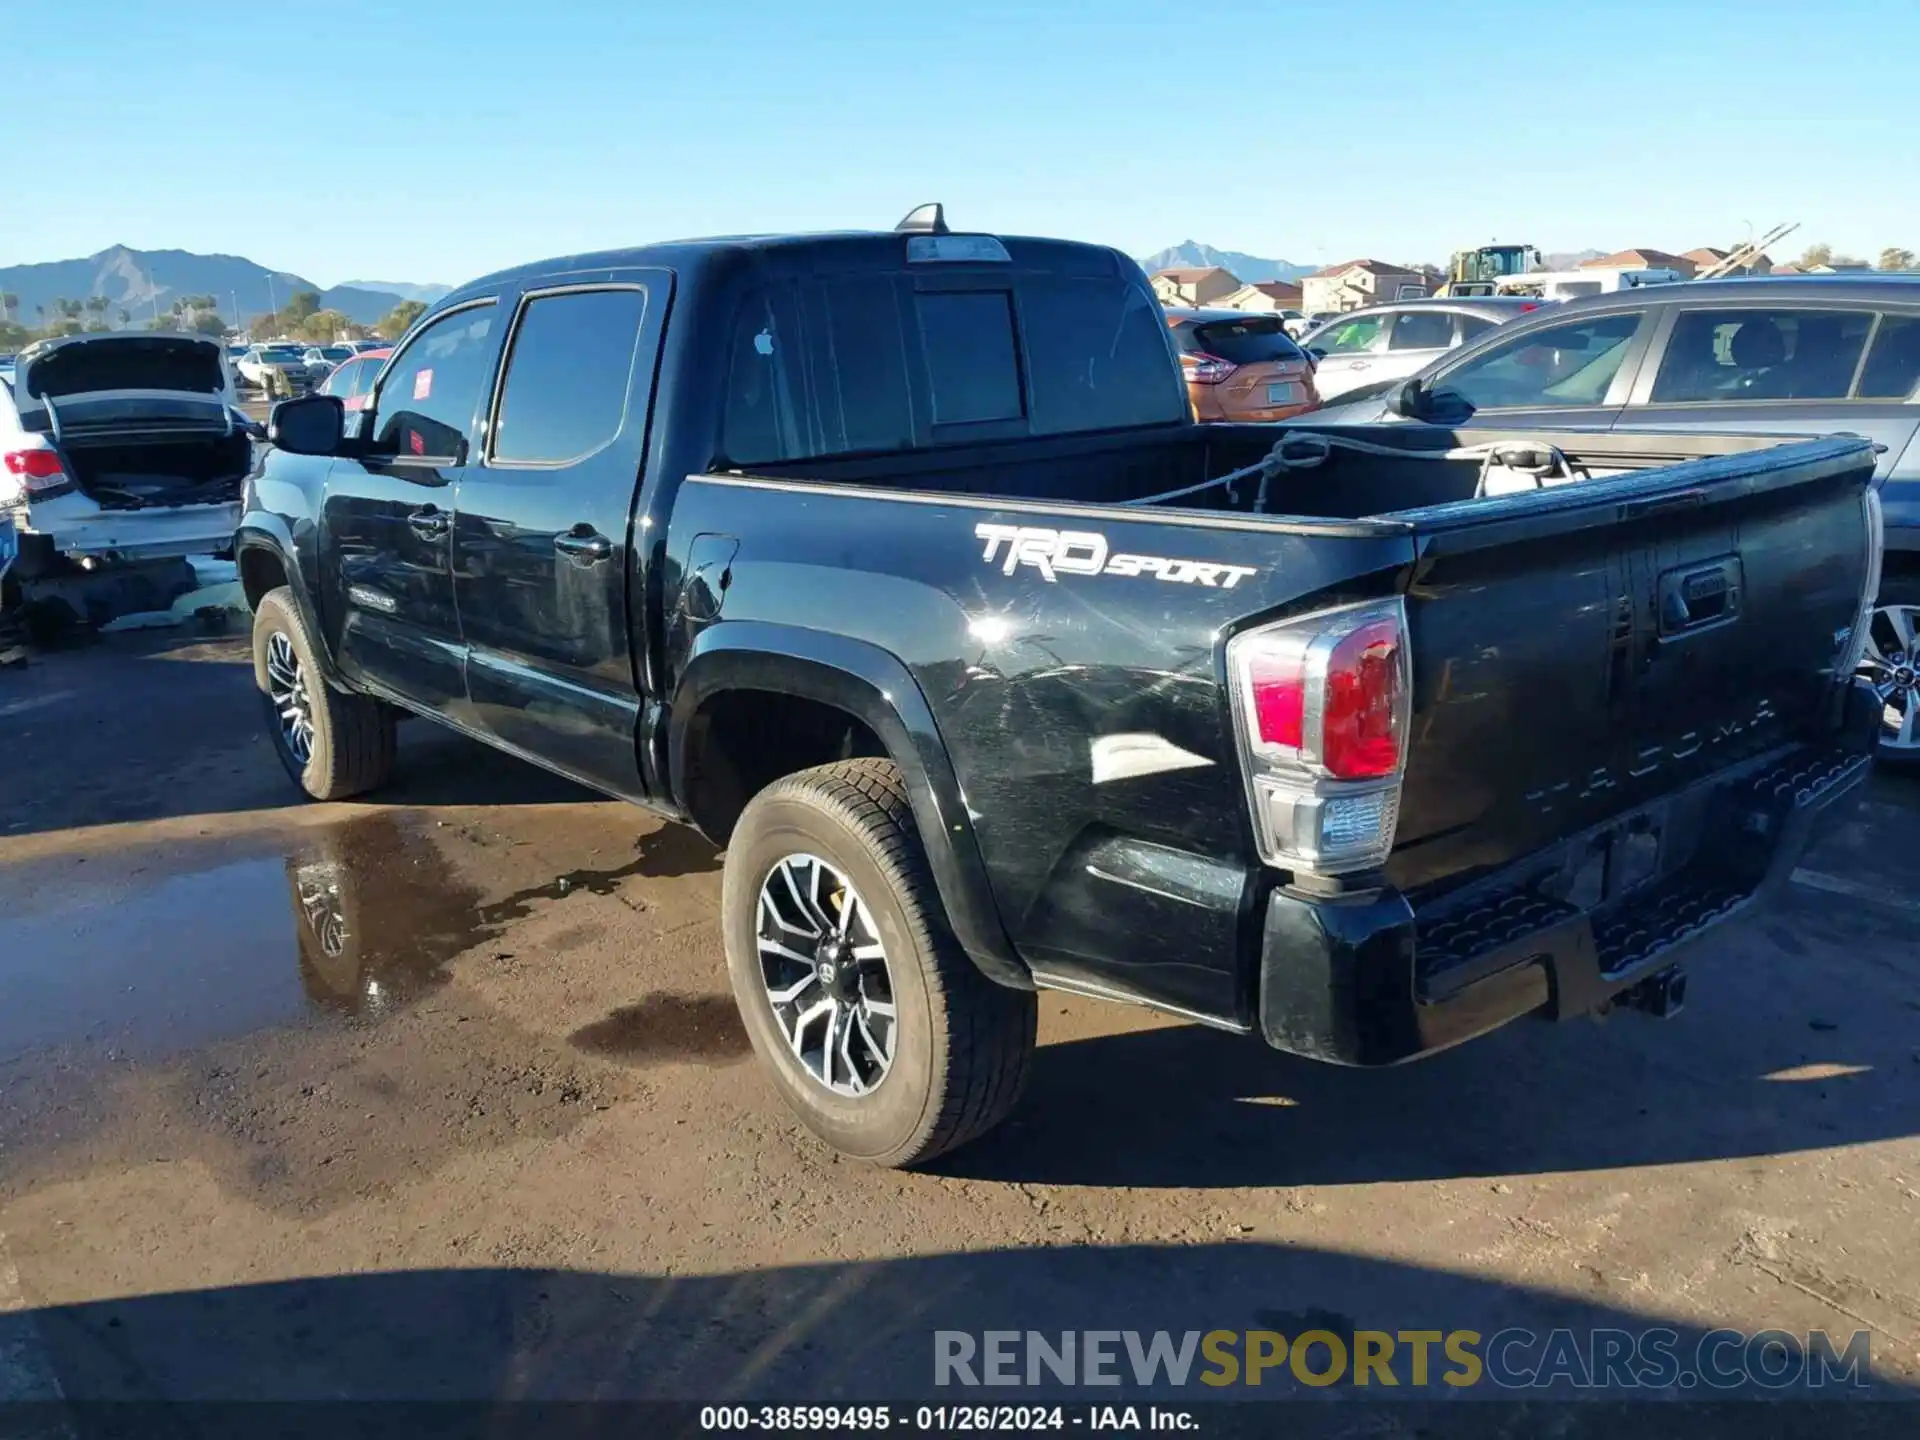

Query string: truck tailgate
1385 434 1877 900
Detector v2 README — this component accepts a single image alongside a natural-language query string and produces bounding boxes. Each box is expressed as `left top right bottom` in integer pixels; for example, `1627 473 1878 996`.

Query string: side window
371 305 497 461
1314 316 1383 354
490 288 646 465
914 290 1023 426
1430 311 1643 412
1650 308 1873 403
1856 314 1920 400
720 286 809 466
318 359 351 397
1388 311 1454 351
1456 315 1497 345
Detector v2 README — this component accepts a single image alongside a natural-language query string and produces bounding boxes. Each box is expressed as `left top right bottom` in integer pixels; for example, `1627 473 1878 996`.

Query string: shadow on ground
12 1244 1913 1426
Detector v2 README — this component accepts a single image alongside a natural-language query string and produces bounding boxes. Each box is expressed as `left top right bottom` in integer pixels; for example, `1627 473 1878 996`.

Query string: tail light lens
1183 352 1238 384
2 447 74 502
1226 598 1411 875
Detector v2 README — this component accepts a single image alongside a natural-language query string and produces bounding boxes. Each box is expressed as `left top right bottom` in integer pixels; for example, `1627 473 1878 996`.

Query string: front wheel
251 585 395 799
721 758 1036 1168
1860 575 1920 768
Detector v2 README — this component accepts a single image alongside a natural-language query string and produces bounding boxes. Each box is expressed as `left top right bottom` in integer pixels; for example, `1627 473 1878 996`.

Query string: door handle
1350 360 1371 370
554 527 613 566
407 505 449 539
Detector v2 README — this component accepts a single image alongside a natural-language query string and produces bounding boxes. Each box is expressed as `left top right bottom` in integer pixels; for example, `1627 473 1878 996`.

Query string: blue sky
11 0 1915 286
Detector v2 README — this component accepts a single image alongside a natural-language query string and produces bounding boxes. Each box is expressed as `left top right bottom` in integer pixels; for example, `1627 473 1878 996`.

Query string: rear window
915 291 1023 426
1857 314 1920 400
1185 317 1302 365
719 269 1180 466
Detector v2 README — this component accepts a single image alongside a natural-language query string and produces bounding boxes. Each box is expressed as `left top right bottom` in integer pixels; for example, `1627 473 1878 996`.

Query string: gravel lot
1 630 1917 1415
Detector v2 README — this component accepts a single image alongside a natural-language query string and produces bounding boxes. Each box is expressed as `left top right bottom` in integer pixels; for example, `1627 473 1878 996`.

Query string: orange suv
1165 307 1320 423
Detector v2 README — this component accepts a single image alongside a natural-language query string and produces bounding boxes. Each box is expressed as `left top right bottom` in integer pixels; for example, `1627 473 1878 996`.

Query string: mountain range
0 247 451 328
1138 242 1314 284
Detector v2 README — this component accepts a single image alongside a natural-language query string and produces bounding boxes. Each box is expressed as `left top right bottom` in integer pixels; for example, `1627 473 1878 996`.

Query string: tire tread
748 757 1035 1166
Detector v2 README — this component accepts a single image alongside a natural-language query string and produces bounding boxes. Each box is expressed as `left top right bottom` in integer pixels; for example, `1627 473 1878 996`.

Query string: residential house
1682 246 1772 278
1150 266 1240 307
1300 260 1428 315
1218 280 1303 314
1578 248 1697 278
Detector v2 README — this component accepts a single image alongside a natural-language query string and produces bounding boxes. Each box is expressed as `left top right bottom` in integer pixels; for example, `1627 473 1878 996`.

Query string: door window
490 288 647 464
1388 310 1454 351
1649 308 1874 403
370 304 497 461
1856 314 1920 400
1456 315 1498 344
1429 311 1642 412
319 358 359 398
1311 315 1384 355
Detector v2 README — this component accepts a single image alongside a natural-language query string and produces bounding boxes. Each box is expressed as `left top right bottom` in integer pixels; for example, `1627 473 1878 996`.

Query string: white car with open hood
0 332 258 576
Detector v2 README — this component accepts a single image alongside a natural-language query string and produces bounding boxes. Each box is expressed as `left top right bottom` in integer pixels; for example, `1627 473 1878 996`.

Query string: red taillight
1227 600 1410 875
1518 302 1541 311
1183 351 1238 384
3 448 73 498
5 449 63 479
1248 648 1306 749
1320 617 1405 779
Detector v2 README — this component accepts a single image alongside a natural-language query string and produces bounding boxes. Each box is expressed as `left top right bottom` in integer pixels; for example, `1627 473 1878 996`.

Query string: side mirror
268 394 347 456
1386 379 1428 419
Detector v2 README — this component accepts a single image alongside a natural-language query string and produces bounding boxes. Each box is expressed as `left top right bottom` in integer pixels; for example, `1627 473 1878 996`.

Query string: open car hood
15 333 232 437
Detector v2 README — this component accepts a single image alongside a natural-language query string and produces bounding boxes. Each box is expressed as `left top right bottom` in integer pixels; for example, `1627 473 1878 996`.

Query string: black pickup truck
239 209 1884 1167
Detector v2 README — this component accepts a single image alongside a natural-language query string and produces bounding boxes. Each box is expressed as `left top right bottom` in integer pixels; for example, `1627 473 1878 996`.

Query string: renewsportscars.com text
934 1328 1872 1391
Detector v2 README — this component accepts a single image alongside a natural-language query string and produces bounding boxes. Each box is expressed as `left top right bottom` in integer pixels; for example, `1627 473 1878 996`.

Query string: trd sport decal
974 523 1258 589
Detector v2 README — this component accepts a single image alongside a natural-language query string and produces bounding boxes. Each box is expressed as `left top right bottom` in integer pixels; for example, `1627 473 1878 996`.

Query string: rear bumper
21 501 242 564
1257 680 1880 1065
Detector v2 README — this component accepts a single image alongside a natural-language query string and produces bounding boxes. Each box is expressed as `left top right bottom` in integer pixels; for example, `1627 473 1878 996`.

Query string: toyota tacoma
235 208 1883 1166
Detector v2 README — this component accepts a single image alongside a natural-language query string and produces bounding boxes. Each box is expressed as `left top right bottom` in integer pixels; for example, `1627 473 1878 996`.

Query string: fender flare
234 520 337 688
669 621 1030 990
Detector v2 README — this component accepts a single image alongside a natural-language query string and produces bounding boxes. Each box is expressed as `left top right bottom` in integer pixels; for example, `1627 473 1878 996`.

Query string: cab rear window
1186 317 1303 365
719 271 1181 466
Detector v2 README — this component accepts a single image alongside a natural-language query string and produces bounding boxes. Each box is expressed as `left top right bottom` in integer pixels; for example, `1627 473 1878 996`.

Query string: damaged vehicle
239 214 1883 1168
0 332 260 630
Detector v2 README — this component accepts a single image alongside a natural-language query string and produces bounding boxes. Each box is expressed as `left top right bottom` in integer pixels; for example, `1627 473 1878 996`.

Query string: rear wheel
252 586 395 799
721 758 1036 1168
1860 574 1920 768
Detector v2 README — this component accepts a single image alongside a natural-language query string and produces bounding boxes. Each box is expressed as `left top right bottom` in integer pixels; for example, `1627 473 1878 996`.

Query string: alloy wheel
755 853 897 1097
1858 602 1920 752
265 630 316 765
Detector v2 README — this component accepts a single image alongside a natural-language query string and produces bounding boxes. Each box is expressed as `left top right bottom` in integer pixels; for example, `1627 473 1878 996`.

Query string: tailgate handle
1658 556 1742 637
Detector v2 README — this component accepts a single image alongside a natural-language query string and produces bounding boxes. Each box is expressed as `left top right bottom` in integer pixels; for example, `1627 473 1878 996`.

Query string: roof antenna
895 203 949 235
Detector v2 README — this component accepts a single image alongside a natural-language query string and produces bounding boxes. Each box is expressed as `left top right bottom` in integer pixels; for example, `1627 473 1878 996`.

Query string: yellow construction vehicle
1434 243 1542 298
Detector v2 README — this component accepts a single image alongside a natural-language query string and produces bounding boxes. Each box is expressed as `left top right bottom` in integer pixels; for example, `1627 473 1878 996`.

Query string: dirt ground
1 630 1917 1414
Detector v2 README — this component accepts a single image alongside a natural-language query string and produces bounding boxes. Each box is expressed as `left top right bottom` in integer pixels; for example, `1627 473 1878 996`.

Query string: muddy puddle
0 816 478 1064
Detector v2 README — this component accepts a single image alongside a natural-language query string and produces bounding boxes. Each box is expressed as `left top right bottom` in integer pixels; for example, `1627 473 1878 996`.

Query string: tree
1798 243 1833 269
284 289 321 324
191 311 228 337
375 299 426 338
1880 247 1916 272
117 308 131 327
147 313 180 332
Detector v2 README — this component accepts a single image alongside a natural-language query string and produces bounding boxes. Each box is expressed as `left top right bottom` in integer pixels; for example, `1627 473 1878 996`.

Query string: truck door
319 299 501 715
450 273 671 800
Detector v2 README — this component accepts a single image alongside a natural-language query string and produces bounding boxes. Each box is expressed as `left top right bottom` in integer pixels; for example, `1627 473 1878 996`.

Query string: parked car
1299 298 1546 402
301 345 356 385
315 346 390 415
1164 307 1319 422
1303 275 1920 763
235 344 313 396
0 332 260 614
237 218 1879 1168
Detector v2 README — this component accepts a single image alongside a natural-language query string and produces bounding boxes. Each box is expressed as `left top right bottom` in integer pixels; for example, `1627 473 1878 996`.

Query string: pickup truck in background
238 210 1884 1167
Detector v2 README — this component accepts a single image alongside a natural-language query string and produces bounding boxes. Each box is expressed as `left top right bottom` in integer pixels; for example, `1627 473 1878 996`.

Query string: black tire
251 585 395 800
722 758 1036 1168
1866 573 1920 770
